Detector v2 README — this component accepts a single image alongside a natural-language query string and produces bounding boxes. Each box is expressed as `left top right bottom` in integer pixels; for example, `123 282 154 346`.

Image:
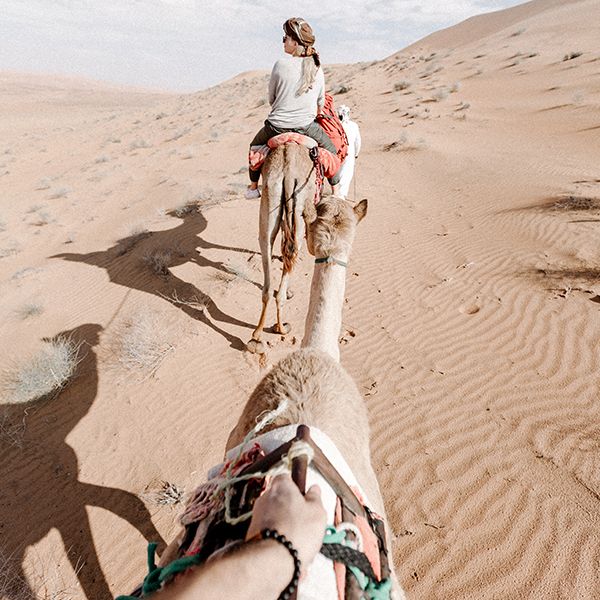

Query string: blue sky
1 1 526 91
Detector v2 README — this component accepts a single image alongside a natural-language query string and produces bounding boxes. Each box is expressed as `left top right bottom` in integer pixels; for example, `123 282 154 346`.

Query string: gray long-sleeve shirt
267 55 325 129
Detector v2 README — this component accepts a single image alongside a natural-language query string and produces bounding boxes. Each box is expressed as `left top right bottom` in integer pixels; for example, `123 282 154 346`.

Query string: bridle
314 256 348 268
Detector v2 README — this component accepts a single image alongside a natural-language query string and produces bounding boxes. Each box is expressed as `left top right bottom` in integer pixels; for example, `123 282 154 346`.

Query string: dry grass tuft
383 133 427 152
159 290 208 313
173 202 198 218
166 127 191 142
551 196 600 211
14 302 44 320
2 337 83 404
223 260 255 284
0 547 35 599
31 210 54 226
148 481 185 506
143 248 173 276
118 313 174 377
36 178 51 191
432 88 449 102
50 187 71 199
394 80 411 91
129 139 152 150
0 241 22 259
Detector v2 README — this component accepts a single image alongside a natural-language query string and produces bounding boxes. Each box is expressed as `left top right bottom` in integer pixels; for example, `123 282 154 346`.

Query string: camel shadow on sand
53 206 258 352
0 323 165 600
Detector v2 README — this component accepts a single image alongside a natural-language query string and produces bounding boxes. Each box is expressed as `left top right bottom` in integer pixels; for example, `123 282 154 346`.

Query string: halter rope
314 256 348 268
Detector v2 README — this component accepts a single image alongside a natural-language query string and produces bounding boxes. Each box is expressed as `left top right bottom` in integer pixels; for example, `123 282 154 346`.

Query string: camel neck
302 261 347 362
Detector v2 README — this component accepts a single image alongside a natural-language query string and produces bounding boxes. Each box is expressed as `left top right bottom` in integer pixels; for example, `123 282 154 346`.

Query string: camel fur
247 143 317 354
228 195 404 597
302 196 367 361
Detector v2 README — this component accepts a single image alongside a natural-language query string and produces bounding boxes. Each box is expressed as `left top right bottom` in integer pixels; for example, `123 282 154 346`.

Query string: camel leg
248 192 280 354
274 266 292 335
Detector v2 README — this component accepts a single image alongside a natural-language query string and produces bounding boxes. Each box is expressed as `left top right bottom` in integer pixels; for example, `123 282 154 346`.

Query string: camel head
304 196 367 262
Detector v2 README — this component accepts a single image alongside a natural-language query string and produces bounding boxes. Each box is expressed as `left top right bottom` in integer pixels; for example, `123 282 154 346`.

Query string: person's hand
246 474 326 570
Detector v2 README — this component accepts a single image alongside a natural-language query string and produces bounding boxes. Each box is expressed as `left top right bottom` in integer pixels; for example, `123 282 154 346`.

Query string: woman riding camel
246 17 342 199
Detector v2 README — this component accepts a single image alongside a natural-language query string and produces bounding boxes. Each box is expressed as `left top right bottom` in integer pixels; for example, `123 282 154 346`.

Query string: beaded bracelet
253 528 301 600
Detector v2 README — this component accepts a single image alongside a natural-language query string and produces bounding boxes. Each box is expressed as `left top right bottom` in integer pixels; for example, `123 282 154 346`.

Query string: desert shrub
2 337 82 404
173 202 197 217
166 127 191 142
50 187 70 199
36 178 51 190
432 88 449 102
143 249 173 276
510 28 526 37
394 80 411 91
11 267 42 280
0 241 21 258
223 260 254 283
147 481 185 506
118 313 174 376
332 85 350 95
31 210 54 226
179 147 195 160
563 51 582 61
15 302 44 320
129 139 152 150
0 547 35 599
383 133 427 152
95 155 110 164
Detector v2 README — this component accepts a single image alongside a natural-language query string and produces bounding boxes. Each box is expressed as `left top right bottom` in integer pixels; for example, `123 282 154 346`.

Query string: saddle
117 425 392 600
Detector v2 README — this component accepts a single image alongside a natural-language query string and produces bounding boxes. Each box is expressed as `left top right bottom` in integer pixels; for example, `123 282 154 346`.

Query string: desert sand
1 0 599 598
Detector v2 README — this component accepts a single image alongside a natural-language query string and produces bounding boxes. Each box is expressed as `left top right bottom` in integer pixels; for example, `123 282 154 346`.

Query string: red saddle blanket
249 133 340 179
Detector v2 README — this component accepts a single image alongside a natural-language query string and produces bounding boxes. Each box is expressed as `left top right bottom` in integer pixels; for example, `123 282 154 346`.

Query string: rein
117 425 392 600
315 256 348 268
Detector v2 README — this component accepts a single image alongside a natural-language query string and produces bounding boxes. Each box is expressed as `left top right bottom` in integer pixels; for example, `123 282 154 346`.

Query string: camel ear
353 199 368 223
303 201 317 224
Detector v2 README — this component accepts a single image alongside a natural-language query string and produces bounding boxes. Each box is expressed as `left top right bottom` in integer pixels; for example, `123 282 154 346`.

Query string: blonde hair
297 54 319 96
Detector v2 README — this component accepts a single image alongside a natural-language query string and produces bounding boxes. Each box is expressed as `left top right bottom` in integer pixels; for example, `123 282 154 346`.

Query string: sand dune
1 0 599 598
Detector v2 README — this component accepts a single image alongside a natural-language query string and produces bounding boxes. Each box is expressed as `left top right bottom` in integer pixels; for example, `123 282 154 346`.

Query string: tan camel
228 196 405 598
152 196 405 597
247 143 317 355
301 195 367 362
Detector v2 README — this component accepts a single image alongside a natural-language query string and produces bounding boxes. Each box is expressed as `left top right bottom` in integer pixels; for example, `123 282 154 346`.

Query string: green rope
115 542 204 599
322 525 392 600
118 524 391 599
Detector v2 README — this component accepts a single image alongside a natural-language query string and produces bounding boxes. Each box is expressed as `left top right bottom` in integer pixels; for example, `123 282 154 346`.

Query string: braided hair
283 17 321 95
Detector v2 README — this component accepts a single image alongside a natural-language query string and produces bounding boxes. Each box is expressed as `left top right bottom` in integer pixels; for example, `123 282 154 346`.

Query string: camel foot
274 322 291 335
273 289 294 300
246 339 266 354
